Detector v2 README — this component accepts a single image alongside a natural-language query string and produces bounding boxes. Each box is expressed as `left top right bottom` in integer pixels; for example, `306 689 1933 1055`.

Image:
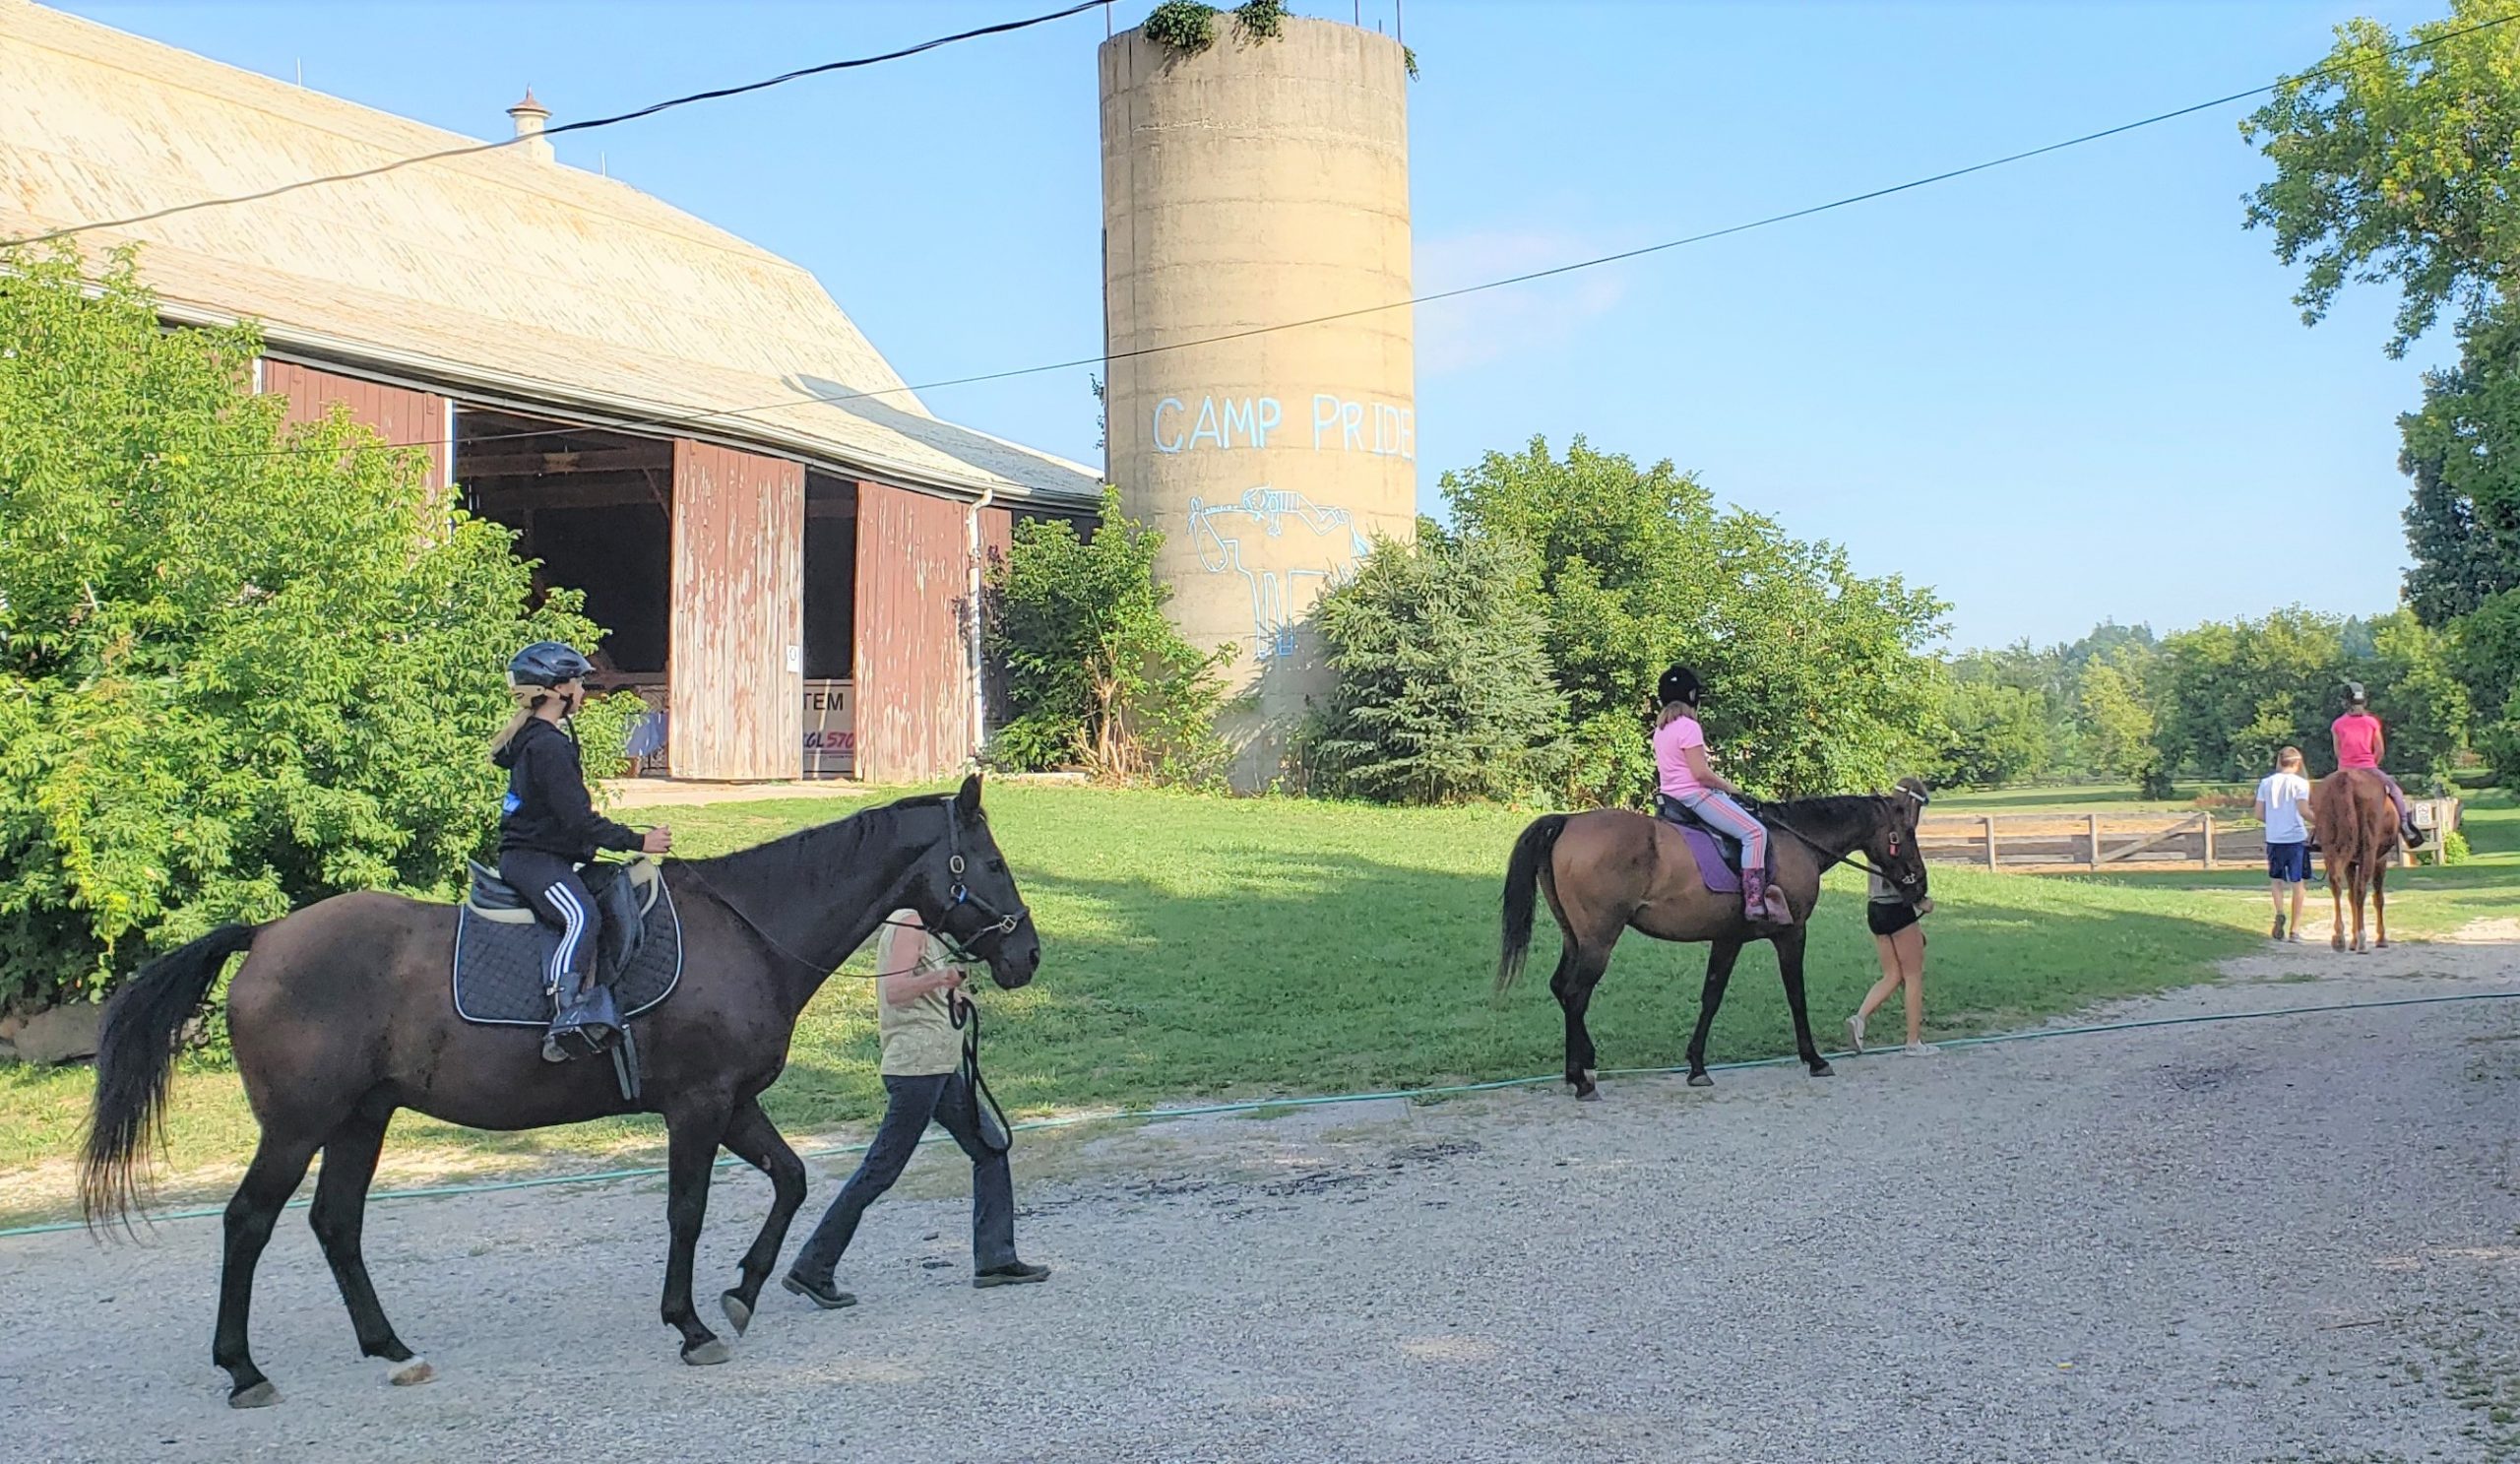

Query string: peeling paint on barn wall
667 440 803 780
853 482 997 783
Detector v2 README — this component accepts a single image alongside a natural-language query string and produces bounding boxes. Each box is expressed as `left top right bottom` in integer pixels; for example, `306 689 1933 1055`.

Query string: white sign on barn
803 680 854 778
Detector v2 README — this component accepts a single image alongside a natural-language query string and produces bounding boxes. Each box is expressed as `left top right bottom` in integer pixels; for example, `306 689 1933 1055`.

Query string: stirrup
543 985 622 1063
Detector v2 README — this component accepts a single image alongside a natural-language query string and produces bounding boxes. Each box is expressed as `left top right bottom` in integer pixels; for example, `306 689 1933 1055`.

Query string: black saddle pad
452 881 684 1027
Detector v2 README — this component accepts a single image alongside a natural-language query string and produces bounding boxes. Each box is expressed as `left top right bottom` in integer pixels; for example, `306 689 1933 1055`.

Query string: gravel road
7 932 2519 1464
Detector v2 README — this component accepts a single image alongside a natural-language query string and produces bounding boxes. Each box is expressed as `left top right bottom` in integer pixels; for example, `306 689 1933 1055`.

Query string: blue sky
57 0 2452 648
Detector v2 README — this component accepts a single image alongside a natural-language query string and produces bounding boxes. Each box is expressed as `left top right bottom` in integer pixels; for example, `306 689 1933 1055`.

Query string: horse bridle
917 803 1033 967
1761 786 1930 898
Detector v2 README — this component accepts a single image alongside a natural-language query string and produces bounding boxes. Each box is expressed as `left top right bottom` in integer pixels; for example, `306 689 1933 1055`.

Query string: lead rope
950 991 1013 1157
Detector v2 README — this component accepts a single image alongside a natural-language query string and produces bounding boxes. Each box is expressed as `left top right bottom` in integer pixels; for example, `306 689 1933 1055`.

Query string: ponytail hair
1654 701 1695 730
490 683 555 761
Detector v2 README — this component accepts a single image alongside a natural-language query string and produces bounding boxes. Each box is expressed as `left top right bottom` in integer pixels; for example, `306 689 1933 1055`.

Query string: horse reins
1758 786 1930 890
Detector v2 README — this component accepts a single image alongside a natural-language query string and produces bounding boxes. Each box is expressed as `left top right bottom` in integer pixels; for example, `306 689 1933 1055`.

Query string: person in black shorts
1846 816 1936 1056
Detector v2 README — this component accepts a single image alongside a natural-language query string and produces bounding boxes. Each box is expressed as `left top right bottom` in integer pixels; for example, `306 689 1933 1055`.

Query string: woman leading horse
1496 666 1931 1099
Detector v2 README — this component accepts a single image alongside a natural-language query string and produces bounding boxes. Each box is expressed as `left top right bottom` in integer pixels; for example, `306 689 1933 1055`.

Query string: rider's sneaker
1903 1042 1938 1056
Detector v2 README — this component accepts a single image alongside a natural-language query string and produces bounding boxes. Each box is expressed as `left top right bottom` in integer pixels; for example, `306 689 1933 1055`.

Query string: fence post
2202 815 2215 871
2087 813 2101 870
1984 816 1997 872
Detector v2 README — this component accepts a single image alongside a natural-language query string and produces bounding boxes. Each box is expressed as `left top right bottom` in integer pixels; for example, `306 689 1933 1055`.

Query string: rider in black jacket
492 642 671 1062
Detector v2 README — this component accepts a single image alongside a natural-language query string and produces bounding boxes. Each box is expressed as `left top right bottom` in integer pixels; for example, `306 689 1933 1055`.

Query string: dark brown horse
2311 768 2398 953
80 776 1037 1408
1495 786 1931 1098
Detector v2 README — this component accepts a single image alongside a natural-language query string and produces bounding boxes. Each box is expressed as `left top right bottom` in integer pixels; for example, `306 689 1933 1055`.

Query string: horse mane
682 792 944 887
1764 794 1887 826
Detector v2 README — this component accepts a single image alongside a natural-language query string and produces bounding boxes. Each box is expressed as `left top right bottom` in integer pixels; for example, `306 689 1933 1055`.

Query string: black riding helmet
509 641 595 690
1658 665 1705 710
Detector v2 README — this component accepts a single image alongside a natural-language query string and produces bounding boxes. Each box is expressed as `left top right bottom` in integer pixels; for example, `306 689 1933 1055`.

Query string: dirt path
6 928 2519 1463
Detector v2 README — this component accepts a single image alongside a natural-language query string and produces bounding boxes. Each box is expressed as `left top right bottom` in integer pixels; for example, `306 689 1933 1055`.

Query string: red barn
0 0 1100 782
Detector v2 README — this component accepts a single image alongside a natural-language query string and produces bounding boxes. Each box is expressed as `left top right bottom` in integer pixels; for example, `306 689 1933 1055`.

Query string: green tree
2398 303 2520 624
2077 655 2170 796
2241 1 2520 358
985 488 1232 786
2155 609 2348 781
1442 436 1947 803
2149 607 2467 786
2243 4 2520 767
1921 672 2051 789
0 248 621 1007
1303 526 1568 804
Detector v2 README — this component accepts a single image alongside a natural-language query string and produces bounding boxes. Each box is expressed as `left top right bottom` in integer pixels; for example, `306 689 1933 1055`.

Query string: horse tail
1496 814 1570 996
80 923 260 1228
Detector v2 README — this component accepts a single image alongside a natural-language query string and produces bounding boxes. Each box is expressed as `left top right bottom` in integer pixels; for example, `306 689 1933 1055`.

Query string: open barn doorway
456 409 673 775
801 472 858 778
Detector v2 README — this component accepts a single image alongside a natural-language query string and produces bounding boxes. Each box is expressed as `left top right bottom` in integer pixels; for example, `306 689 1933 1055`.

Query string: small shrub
1144 1 1219 53
987 488 1232 788
2441 828 2474 864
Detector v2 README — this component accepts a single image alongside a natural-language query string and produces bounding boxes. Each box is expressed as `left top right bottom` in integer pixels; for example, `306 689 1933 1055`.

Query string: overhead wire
0 0 1110 249
160 8 2520 467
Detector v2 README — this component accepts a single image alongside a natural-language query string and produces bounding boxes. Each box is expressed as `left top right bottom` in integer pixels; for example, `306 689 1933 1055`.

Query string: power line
178 8 2520 465
1 0 1108 249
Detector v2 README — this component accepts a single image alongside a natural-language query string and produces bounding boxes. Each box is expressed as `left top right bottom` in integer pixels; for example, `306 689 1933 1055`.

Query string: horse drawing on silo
1184 487 1371 661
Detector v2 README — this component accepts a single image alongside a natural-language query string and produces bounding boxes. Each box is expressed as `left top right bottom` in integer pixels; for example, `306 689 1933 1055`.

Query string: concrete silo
1100 12 1415 787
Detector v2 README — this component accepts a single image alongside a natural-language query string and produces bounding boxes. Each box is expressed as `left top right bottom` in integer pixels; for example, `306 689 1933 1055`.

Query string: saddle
452 858 683 1029
1654 796 1746 896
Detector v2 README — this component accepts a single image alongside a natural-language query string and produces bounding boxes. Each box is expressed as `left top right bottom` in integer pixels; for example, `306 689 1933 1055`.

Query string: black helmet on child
508 641 595 690
1658 665 1705 710
2343 680 2368 708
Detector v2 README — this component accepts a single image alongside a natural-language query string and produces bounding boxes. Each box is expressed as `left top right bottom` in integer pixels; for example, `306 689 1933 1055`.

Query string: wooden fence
1919 797 2461 874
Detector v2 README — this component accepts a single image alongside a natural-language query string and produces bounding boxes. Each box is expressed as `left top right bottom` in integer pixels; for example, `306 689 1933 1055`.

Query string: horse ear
955 773 983 815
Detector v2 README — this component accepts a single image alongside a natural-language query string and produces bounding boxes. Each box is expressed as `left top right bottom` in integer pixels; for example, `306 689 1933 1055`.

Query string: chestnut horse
2311 767 2400 953
1495 787 1931 1099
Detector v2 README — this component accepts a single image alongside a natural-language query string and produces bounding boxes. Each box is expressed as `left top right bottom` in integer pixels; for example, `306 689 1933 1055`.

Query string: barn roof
0 0 1101 508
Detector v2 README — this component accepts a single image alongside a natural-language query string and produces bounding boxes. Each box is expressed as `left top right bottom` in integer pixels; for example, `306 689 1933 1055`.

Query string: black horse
81 776 1038 1407
1495 788 1930 1097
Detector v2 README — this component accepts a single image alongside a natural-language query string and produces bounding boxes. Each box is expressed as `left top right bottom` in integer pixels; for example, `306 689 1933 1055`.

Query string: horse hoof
387 1357 434 1388
1575 1087 1602 1103
682 1338 731 1368
720 1290 753 1337
1809 1060 1835 1078
228 1380 280 1410
1686 1072 1713 1089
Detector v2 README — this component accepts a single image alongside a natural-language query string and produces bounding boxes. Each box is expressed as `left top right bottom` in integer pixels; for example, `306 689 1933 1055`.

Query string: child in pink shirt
1651 666 1792 926
2331 682 2424 848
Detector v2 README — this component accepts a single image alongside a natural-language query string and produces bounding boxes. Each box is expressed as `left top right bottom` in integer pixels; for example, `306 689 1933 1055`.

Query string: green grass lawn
4 780 2512 1226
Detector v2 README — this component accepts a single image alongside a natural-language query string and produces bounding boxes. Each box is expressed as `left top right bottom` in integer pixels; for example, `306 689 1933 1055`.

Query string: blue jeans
789 1071 1017 1282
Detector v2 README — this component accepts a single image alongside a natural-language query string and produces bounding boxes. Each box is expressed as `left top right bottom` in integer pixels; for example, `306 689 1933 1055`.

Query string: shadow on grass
762 847 2262 1132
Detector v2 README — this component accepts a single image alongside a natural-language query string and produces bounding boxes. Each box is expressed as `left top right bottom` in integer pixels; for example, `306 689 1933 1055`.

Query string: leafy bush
2440 828 2474 864
986 488 1232 787
0 248 624 1009
1304 528 1566 804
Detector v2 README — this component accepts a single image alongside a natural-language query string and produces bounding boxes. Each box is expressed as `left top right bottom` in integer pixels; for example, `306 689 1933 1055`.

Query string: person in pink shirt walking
2331 681 2425 850
1651 665 1793 927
